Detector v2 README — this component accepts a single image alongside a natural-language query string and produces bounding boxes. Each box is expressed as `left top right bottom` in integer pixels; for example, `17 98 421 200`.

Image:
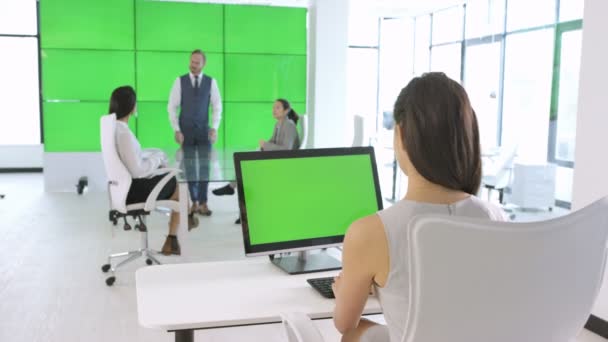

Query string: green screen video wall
40 0 307 152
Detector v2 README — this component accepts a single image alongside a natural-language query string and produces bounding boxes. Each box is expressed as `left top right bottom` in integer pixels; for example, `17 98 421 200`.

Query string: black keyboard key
307 276 335 299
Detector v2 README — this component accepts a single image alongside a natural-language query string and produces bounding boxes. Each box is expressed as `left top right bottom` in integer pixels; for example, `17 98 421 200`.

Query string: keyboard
307 276 335 298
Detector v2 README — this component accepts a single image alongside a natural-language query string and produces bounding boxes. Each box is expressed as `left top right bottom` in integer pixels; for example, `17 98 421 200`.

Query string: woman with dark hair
110 86 198 256
212 99 301 224
259 98 300 150
213 99 300 183
331 73 506 342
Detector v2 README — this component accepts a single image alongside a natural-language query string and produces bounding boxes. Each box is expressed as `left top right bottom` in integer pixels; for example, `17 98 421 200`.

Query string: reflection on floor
0 173 601 342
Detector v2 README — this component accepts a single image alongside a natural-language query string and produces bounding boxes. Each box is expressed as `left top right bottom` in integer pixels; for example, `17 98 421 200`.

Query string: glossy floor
0 173 603 341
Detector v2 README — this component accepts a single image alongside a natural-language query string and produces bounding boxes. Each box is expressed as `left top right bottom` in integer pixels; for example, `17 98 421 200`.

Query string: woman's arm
263 121 298 151
333 214 387 336
116 129 163 178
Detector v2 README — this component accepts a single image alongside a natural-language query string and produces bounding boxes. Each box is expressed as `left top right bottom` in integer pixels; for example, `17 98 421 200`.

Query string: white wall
307 0 350 148
572 0 608 321
44 153 107 192
0 145 43 168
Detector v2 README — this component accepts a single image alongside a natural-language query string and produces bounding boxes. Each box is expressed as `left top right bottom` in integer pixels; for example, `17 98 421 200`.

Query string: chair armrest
281 312 324 342
144 168 181 211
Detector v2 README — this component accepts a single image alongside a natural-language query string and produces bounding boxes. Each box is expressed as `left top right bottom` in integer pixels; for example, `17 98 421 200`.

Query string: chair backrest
510 162 557 209
353 115 366 147
100 114 132 213
298 114 308 149
403 197 608 342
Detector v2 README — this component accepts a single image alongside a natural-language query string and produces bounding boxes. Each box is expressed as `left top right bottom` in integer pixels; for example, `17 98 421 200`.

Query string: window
506 0 556 32
379 18 413 114
501 29 554 162
559 0 584 22
414 15 430 76
0 37 41 145
346 48 378 122
0 0 40 146
0 0 37 35
464 41 501 148
348 13 379 47
465 0 505 38
432 6 464 44
553 29 583 163
430 43 462 82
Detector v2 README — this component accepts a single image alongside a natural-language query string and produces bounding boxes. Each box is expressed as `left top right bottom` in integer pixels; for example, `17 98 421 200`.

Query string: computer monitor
234 147 383 274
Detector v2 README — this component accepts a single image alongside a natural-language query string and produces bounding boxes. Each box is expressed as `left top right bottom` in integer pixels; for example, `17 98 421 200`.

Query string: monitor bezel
234 146 384 256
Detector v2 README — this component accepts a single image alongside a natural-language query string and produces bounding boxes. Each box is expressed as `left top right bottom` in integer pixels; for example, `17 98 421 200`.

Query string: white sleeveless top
374 196 506 342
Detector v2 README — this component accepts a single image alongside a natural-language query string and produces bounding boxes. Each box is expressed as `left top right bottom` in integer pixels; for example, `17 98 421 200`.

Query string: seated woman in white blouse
110 86 197 256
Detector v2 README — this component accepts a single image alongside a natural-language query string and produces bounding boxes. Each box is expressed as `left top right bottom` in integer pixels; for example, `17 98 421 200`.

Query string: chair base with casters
101 209 164 286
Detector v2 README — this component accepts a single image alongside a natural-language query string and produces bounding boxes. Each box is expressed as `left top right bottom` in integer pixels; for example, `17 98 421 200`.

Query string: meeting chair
99 114 181 286
282 196 608 342
353 114 365 147
282 312 324 342
510 162 557 211
481 144 517 205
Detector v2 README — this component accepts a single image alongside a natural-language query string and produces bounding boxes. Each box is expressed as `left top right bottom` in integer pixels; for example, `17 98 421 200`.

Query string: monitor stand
269 250 341 275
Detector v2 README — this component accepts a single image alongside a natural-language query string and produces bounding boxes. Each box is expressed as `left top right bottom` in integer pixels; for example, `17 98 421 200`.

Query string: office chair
282 196 608 342
298 114 308 149
100 114 181 286
481 144 517 205
281 312 324 342
352 115 365 147
510 162 557 211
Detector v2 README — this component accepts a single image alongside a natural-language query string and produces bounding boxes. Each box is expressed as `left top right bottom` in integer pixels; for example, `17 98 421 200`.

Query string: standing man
168 49 222 216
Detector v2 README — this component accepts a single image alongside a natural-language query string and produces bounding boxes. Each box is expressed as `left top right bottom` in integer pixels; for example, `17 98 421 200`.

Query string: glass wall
407 0 584 206
0 0 40 146
501 28 554 162
346 13 380 145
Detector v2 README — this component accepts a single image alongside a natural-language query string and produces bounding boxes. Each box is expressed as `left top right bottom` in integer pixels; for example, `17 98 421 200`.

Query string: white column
572 0 608 320
307 0 350 148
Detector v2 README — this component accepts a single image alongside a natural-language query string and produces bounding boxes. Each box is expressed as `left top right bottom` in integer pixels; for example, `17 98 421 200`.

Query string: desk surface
136 258 382 331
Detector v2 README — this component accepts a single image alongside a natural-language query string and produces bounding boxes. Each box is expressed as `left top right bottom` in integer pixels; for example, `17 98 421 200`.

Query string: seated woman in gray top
332 73 506 342
110 86 198 256
259 98 301 151
212 98 300 194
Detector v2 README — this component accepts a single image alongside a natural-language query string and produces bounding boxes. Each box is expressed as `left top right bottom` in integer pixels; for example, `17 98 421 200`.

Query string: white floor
0 173 605 342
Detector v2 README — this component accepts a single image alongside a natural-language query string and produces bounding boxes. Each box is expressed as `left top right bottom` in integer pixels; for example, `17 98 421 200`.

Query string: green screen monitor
234 147 383 274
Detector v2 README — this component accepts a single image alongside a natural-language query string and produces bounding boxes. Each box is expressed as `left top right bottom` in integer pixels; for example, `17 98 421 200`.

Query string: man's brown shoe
197 203 212 216
188 214 199 231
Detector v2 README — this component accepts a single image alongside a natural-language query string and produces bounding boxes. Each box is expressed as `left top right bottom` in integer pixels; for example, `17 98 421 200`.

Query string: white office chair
403 196 608 342
100 114 181 286
510 162 557 211
282 197 608 342
481 144 517 205
281 312 324 342
299 114 308 149
353 114 365 147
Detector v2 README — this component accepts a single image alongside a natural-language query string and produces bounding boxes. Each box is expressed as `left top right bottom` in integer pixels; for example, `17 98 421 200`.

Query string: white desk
136 258 383 341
